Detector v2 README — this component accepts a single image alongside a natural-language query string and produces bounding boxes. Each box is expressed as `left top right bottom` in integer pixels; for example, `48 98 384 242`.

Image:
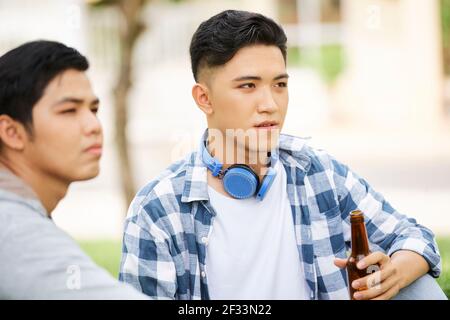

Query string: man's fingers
334 258 347 269
352 267 395 290
371 283 401 300
357 251 389 269
354 275 399 300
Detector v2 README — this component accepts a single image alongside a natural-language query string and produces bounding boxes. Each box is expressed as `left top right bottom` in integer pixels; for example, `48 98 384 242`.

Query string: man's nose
82 108 102 135
257 87 278 113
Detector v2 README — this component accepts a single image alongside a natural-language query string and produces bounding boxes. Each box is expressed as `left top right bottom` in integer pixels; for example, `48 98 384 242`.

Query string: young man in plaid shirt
119 10 446 300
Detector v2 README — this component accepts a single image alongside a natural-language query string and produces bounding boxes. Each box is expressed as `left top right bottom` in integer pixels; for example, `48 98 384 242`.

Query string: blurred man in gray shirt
0 41 148 299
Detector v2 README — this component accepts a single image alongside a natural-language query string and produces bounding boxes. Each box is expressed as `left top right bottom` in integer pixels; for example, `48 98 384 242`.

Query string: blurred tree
88 0 146 209
87 0 182 210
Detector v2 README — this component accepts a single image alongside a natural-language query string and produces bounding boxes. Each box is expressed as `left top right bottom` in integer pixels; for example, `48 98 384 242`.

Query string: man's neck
0 158 68 216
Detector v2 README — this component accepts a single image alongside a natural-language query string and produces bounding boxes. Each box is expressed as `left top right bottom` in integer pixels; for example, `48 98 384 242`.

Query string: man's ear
0 115 28 151
192 83 213 115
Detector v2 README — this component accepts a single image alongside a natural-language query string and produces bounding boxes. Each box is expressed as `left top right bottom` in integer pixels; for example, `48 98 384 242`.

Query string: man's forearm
390 250 430 289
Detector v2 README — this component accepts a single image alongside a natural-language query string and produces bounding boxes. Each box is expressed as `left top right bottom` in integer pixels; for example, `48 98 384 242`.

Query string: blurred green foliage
287 45 345 84
442 0 450 75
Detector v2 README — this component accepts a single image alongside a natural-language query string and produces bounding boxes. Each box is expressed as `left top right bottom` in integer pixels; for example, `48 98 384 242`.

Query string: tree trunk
113 0 146 209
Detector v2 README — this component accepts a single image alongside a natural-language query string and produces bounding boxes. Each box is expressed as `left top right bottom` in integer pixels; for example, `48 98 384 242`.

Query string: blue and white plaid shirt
119 131 441 300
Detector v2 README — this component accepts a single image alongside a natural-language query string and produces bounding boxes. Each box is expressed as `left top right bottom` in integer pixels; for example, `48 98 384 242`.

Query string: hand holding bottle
333 210 403 300
334 252 402 300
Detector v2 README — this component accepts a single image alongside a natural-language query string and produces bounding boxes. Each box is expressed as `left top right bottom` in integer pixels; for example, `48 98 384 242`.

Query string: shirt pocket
309 205 349 298
310 205 346 258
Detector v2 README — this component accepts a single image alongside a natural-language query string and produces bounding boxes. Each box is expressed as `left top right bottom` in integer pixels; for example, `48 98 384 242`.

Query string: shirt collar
0 165 49 218
181 129 311 203
277 133 312 172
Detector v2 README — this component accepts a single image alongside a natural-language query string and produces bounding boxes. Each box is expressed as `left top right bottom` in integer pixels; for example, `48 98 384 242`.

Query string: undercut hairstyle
189 10 288 82
0 40 89 132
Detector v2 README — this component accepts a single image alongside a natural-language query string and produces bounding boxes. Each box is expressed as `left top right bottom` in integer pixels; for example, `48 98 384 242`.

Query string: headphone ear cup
222 165 260 199
256 167 277 200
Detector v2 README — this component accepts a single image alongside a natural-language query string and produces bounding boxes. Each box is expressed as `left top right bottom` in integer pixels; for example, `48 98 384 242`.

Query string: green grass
78 237 450 298
436 237 450 297
78 239 122 278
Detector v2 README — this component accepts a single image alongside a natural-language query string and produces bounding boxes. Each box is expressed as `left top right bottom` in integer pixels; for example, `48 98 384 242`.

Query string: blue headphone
200 139 277 200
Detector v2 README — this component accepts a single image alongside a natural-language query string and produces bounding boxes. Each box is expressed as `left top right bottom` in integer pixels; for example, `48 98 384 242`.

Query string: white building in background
0 0 449 238
335 0 445 131
0 0 87 53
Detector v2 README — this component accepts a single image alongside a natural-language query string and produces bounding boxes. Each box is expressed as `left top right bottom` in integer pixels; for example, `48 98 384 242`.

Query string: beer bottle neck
351 220 370 256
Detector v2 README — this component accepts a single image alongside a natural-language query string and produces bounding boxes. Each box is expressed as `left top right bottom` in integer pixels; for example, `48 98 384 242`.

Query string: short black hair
0 40 89 131
189 10 288 82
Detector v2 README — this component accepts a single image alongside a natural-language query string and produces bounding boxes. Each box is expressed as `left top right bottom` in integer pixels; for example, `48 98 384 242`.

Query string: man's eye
239 83 255 89
61 109 76 114
91 107 99 114
275 82 287 88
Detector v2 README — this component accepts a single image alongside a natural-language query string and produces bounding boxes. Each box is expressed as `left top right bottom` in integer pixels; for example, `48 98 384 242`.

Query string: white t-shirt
206 161 310 300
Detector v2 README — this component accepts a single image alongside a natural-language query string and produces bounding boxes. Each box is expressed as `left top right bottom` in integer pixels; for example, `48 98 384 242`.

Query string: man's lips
254 121 279 129
84 144 103 156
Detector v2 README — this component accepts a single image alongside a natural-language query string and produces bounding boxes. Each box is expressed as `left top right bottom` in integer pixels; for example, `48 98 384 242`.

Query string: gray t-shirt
0 169 148 300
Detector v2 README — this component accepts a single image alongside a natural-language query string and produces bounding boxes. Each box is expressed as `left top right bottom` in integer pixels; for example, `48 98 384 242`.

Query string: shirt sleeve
329 155 442 278
119 199 177 299
0 204 149 300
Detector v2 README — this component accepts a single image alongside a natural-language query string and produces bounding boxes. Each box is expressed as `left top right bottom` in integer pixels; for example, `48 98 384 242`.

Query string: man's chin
72 166 100 181
246 140 279 154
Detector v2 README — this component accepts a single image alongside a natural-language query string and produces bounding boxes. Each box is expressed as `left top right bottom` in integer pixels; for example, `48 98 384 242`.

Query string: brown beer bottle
346 210 377 300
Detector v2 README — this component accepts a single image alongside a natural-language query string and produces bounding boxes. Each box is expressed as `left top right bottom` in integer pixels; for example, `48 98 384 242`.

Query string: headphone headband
199 130 278 200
